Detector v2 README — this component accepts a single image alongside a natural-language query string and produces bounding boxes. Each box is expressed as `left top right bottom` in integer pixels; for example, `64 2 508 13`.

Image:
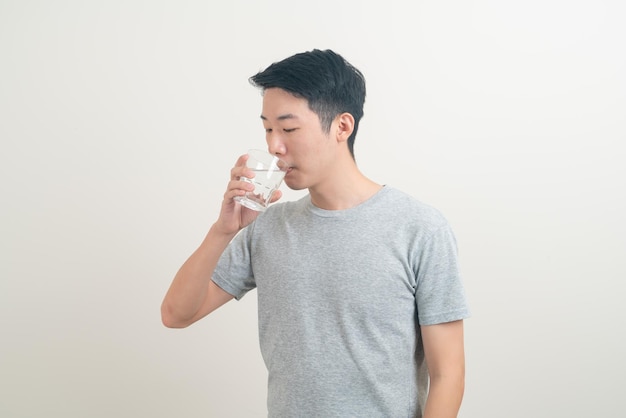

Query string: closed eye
284 128 298 133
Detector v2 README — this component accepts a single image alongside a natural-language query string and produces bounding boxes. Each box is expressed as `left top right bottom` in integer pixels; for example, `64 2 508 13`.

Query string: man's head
249 49 366 159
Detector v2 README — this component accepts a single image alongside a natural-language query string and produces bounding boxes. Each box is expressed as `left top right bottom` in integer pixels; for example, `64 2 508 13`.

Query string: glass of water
233 149 288 211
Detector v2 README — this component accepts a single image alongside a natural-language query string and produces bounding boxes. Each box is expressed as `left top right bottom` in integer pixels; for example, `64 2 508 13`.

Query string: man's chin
283 177 306 191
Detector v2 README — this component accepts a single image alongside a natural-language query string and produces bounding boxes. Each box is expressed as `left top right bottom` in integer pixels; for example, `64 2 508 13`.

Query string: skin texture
161 87 465 417
422 320 466 418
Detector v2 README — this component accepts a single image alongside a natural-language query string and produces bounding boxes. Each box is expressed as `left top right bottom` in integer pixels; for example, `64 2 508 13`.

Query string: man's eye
265 128 272 133
284 128 297 133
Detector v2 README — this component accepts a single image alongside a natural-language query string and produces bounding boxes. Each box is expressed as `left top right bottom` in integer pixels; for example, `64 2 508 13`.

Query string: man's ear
335 112 355 143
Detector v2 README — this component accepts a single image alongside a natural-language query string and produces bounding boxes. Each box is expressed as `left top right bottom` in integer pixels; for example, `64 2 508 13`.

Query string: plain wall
1 1 624 417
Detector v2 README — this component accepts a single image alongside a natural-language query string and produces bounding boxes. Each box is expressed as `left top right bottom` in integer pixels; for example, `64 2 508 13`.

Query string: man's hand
214 153 283 235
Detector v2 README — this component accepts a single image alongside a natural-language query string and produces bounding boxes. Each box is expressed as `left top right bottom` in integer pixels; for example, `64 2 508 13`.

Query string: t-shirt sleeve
415 222 471 325
212 227 257 300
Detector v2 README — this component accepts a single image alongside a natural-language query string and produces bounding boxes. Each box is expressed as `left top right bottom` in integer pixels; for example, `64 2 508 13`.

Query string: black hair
249 49 366 159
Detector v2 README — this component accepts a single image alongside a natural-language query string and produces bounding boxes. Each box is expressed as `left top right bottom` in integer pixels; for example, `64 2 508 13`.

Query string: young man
161 49 470 417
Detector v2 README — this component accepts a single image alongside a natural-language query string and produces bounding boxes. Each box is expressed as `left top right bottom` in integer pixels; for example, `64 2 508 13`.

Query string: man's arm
160 224 237 328
421 320 466 418
160 153 281 328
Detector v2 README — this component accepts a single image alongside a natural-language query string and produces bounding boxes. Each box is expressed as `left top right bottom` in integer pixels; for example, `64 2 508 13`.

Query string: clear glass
233 149 287 211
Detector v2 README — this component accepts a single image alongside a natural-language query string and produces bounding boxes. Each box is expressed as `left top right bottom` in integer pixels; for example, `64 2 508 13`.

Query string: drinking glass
233 149 287 211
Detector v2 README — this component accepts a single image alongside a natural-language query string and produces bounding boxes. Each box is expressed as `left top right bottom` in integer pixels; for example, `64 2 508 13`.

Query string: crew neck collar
305 185 389 218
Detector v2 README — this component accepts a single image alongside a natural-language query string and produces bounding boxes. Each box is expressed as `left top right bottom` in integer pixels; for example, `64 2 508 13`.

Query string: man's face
260 88 337 191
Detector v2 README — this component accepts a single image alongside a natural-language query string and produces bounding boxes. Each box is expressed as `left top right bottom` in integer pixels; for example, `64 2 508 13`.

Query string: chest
250 217 418 313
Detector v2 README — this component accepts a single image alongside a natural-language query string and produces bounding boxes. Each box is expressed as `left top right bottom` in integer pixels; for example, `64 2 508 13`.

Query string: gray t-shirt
213 186 470 417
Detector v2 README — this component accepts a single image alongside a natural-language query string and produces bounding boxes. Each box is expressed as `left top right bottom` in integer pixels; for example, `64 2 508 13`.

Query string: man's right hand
214 153 283 235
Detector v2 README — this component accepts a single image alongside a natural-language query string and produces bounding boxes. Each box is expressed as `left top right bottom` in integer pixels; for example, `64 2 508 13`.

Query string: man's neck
308 162 382 211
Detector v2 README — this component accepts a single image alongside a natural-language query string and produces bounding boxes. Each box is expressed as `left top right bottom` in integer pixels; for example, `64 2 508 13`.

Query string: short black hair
249 49 366 159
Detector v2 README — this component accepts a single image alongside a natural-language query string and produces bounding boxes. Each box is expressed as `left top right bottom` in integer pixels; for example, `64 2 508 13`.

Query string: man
161 49 470 417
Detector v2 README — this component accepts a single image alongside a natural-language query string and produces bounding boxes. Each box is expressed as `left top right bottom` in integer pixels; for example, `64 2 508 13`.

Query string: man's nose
266 134 286 156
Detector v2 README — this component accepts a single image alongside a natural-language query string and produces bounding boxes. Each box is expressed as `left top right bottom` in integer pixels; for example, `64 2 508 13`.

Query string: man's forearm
423 374 465 418
161 224 236 327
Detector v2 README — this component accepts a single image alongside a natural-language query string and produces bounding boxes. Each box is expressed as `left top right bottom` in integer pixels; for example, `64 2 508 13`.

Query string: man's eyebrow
260 113 298 121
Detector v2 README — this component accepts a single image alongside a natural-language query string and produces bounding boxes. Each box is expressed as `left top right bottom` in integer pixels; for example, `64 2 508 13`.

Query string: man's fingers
269 190 283 203
230 154 254 181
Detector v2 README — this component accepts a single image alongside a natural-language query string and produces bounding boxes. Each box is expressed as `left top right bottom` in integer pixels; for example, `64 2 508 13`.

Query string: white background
1 1 625 417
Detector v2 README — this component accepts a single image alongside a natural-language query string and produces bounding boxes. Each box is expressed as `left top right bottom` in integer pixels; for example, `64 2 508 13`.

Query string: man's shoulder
379 186 449 226
254 194 310 225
